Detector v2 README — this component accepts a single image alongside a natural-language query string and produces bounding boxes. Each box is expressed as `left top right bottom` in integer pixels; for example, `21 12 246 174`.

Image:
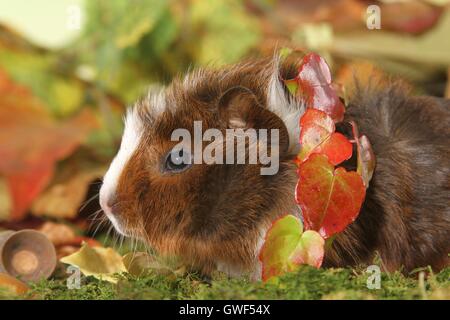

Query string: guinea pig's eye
163 147 193 173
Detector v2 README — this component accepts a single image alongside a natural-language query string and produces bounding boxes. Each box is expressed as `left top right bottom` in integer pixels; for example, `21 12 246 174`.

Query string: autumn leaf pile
259 53 376 281
0 0 264 226
0 70 100 220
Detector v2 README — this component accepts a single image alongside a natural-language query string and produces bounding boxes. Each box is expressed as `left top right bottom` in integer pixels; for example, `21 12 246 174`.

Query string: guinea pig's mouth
105 211 129 236
101 203 134 237
100 196 135 238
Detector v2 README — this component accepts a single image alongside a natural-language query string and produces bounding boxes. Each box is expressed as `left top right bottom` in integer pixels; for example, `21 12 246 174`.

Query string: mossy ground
2 265 448 300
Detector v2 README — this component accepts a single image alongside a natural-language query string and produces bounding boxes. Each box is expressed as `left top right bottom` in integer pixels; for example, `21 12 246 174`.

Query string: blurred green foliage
0 0 262 158
73 0 260 104
0 0 264 220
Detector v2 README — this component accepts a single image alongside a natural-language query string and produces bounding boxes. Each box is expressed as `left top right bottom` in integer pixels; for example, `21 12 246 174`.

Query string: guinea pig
99 56 450 278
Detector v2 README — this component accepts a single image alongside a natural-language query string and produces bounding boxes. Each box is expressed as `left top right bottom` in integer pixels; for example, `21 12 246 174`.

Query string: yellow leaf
122 252 174 277
60 243 126 283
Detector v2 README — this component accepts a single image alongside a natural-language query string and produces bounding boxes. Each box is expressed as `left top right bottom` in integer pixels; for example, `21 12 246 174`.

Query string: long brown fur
109 57 449 276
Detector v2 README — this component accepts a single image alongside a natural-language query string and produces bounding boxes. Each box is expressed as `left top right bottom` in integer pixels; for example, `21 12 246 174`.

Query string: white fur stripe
145 86 167 115
266 64 305 155
100 107 143 215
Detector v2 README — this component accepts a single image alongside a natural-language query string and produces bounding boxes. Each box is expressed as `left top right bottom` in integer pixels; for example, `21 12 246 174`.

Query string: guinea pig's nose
107 198 119 214
100 194 119 215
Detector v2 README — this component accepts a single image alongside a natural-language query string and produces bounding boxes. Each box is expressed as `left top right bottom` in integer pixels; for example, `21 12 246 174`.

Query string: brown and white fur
99 57 450 278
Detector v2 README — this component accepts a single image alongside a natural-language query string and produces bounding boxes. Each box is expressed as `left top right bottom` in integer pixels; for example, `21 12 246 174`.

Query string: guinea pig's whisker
137 216 154 255
79 193 100 213
87 208 103 222
130 234 137 255
113 229 121 251
128 222 140 254
86 208 108 236
90 215 109 238
118 234 124 253
110 225 123 251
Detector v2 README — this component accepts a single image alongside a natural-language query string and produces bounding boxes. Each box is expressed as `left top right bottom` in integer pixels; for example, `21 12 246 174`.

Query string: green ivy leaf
259 215 324 281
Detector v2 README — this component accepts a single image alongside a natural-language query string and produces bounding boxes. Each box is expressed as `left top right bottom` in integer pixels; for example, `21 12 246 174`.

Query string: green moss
26 278 116 300
14 266 448 300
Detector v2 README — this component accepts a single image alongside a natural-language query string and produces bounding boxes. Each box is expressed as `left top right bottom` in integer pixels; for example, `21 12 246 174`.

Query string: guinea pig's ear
218 86 290 154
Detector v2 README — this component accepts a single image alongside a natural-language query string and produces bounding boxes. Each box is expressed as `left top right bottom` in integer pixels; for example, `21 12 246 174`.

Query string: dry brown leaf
38 221 76 246
31 163 106 219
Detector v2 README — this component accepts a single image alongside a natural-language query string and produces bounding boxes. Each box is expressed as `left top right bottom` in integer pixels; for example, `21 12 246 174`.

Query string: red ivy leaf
297 53 345 122
297 109 352 166
288 230 325 268
259 215 324 281
260 51 375 280
295 154 366 239
7 166 54 219
351 121 376 187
